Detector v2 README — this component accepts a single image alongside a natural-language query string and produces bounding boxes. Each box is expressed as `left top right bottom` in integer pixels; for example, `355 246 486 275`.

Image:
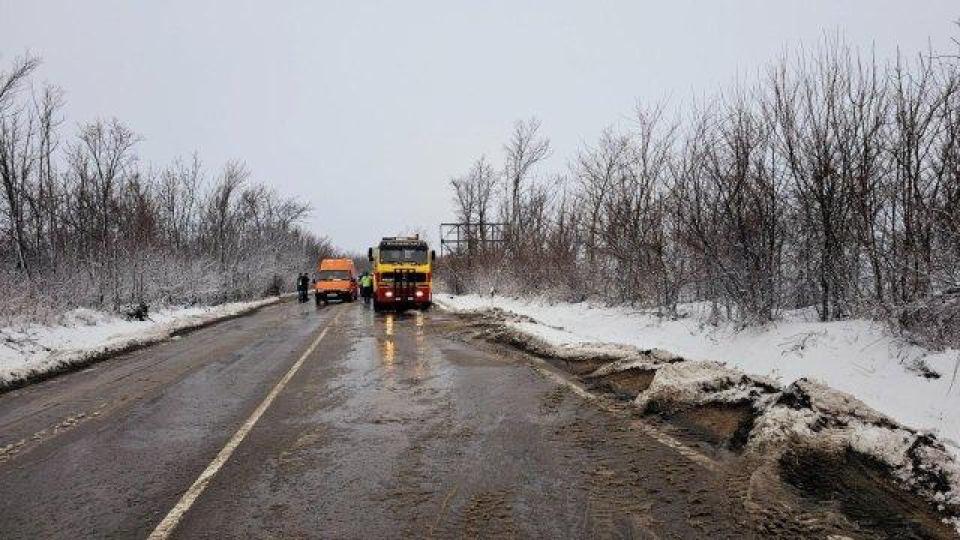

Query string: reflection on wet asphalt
0 301 894 539
172 304 762 539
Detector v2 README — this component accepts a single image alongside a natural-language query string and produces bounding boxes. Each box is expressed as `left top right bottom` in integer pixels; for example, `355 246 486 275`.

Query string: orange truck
314 258 358 305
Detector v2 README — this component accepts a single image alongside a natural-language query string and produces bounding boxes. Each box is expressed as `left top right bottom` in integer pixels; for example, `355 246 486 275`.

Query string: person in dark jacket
297 273 309 303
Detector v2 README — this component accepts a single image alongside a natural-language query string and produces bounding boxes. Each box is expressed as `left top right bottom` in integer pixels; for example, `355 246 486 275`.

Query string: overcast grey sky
1 1 958 252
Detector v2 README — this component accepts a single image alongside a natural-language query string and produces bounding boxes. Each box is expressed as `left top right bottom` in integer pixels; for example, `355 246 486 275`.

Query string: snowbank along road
0 299 956 538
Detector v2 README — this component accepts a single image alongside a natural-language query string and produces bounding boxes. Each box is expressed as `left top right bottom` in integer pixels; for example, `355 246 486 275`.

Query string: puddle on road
343 307 452 412
374 312 430 382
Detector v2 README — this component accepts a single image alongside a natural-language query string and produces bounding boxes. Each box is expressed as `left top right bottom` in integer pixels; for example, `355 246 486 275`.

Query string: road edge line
147 310 341 540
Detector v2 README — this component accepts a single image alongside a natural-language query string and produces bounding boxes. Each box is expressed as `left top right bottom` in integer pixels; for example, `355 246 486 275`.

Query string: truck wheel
314 294 322 307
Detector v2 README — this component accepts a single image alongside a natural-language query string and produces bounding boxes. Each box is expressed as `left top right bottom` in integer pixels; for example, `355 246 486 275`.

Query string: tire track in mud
543 387 743 539
459 489 520 539
382 401 463 537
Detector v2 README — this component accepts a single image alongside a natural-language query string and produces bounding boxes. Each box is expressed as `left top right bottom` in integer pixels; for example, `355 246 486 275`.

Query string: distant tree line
443 35 960 336
0 55 334 322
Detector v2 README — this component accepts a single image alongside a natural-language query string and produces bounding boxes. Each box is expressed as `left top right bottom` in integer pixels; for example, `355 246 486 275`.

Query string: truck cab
368 237 435 311
314 258 358 305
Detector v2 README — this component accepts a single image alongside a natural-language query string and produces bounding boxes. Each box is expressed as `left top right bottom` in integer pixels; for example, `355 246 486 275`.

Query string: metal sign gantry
438 222 507 257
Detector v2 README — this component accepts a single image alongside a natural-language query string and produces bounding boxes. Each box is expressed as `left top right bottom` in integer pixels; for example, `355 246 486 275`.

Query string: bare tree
444 30 960 342
450 171 477 224
0 54 42 275
450 154 499 252
0 55 337 321
503 117 550 233
204 160 248 270
574 127 631 269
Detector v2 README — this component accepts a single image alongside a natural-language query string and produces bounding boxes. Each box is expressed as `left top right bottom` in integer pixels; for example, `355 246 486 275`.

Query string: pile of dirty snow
435 294 960 457
443 300 960 528
0 297 278 389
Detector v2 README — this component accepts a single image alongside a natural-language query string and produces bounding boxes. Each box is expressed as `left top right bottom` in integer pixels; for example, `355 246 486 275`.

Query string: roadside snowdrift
0 297 279 390
436 294 960 453
437 294 960 528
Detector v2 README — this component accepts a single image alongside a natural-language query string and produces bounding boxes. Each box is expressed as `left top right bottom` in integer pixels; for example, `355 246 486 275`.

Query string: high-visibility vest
360 275 373 287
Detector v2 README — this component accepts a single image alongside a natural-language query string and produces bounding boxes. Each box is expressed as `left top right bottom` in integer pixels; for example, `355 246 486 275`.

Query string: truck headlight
415 290 424 298
385 291 394 298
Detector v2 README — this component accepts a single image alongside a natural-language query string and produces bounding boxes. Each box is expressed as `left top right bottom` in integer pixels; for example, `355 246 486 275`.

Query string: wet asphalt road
0 300 883 538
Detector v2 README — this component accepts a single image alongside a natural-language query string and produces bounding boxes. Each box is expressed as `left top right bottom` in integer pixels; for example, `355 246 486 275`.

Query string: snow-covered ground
436 293 960 456
0 297 279 388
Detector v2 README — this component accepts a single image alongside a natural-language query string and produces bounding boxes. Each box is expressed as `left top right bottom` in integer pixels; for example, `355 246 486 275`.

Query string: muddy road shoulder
441 308 960 539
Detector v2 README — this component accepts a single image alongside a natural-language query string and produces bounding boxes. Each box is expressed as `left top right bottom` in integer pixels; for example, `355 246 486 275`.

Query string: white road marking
147 312 341 540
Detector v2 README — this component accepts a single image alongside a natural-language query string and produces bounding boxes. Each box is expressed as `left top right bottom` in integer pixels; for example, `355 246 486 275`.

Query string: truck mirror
430 250 436 261
368 247 373 262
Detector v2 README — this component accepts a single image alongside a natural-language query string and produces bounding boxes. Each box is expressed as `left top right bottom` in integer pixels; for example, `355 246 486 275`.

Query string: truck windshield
380 248 428 263
318 270 351 280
